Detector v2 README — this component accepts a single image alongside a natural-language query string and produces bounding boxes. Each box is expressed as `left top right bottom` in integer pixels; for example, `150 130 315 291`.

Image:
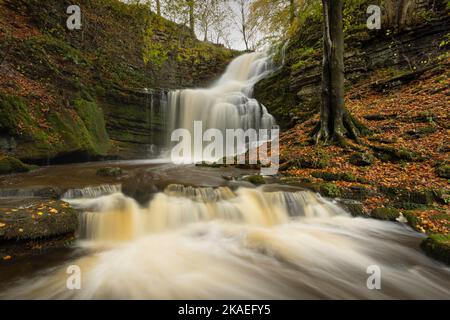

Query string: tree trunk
187 0 195 36
314 0 364 144
156 0 161 16
289 0 296 24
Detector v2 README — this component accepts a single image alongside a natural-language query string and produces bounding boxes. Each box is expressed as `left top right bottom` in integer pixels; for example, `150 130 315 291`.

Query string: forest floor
276 58 449 262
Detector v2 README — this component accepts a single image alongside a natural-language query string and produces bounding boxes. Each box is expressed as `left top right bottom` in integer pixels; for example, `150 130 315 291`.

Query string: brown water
0 161 449 299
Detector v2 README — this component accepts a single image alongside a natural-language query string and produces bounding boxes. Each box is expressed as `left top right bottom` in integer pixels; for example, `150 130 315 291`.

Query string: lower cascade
2 185 450 299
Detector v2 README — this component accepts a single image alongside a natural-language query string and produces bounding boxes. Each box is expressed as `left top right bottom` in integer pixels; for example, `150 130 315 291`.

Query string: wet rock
338 199 366 217
0 156 37 175
244 175 266 185
421 234 450 265
371 207 401 221
0 200 78 241
310 183 341 198
96 167 123 177
33 187 63 199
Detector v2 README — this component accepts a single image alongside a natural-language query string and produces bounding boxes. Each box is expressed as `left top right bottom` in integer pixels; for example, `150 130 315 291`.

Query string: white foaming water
62 184 122 200
3 185 450 300
167 52 276 163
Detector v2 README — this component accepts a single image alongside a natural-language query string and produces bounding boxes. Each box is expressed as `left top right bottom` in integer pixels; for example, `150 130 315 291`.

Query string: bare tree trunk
187 0 195 36
240 1 249 50
314 0 364 144
156 0 161 16
289 0 296 24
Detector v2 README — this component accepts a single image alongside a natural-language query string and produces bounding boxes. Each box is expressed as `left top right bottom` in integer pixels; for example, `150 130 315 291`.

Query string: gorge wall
0 0 236 164
255 0 450 129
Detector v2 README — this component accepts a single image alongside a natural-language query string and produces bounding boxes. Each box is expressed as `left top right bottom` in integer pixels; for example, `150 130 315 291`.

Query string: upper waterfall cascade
166 52 276 161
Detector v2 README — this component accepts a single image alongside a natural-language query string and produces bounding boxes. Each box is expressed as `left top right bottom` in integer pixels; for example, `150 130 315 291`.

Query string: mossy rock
0 200 78 241
349 152 375 166
312 171 358 182
379 186 436 205
96 167 123 177
372 145 422 162
421 234 450 265
0 156 37 175
403 211 421 230
245 175 266 185
283 150 330 171
371 207 401 221
311 183 341 198
340 200 366 217
339 185 374 201
436 163 450 179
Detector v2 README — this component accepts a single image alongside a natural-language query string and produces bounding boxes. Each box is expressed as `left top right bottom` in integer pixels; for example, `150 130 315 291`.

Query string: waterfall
4 184 450 300
166 52 276 162
62 184 122 200
69 185 347 242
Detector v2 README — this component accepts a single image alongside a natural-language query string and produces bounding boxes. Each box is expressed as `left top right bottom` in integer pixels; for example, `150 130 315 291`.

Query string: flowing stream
1 183 449 299
0 52 449 299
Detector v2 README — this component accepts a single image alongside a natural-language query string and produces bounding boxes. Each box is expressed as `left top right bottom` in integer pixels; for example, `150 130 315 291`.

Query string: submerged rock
96 167 123 177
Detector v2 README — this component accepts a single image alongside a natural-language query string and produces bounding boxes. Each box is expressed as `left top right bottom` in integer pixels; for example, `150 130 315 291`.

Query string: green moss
421 234 450 265
403 211 420 230
372 145 422 162
379 186 436 206
287 149 331 170
312 171 358 182
312 183 341 198
73 98 110 155
349 152 375 166
371 207 400 221
436 163 450 179
0 156 36 175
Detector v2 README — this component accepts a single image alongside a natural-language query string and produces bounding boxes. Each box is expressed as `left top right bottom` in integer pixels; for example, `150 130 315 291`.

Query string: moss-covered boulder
0 200 78 241
371 207 401 221
421 234 450 265
282 150 330 171
0 156 36 175
372 145 422 162
349 152 375 166
312 171 358 182
311 183 341 198
436 163 450 179
379 186 436 206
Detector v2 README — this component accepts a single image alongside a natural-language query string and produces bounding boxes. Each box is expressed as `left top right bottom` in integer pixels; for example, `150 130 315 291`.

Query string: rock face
255 0 450 129
0 0 236 163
